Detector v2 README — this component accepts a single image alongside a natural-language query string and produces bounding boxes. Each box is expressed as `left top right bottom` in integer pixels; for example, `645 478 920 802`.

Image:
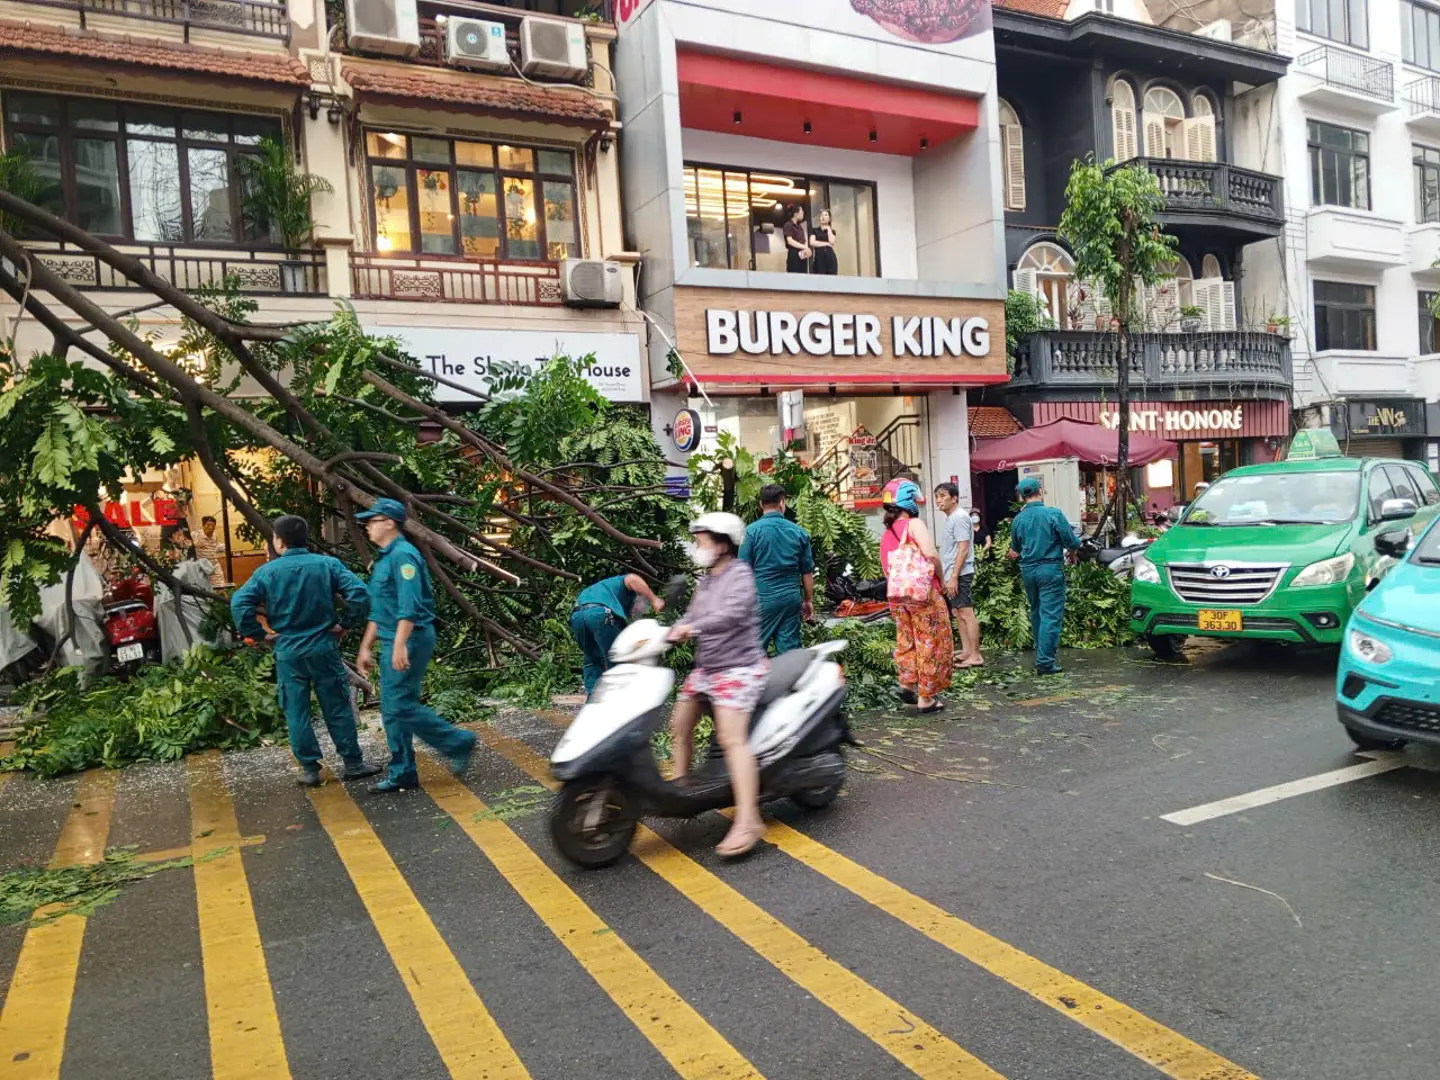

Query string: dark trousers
758 598 803 655
1022 562 1066 671
570 606 624 696
377 624 475 786
275 643 364 771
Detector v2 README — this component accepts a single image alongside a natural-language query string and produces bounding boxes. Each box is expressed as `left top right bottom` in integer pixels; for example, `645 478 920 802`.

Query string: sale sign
614 0 654 31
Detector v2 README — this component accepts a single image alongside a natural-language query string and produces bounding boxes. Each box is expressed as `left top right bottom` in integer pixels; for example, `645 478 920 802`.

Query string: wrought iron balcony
1011 331 1293 396
1296 45 1395 109
16 241 325 295
21 0 290 42
1129 159 1285 238
351 253 563 305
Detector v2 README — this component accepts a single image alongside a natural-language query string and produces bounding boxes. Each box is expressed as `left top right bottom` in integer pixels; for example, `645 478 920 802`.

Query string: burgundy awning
970 419 1178 472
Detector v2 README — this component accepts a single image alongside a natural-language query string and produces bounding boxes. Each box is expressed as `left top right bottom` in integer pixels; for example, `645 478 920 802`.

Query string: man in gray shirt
934 482 983 668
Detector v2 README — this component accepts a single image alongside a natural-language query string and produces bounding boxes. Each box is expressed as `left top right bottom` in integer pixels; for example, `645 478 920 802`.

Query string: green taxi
1130 453 1440 658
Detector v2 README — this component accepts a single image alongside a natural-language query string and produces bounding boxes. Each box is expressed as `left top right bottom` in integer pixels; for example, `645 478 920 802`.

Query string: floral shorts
679 662 770 714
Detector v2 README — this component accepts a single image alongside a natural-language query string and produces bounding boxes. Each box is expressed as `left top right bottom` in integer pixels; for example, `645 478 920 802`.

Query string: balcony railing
20 0 290 41
1012 331 1293 393
16 241 325 294
1133 159 1284 229
351 254 564 305
1296 45 1393 102
1407 75 1440 116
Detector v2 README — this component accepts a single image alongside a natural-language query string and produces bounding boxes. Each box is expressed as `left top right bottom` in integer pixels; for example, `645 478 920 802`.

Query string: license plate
1197 609 1243 632
117 643 145 663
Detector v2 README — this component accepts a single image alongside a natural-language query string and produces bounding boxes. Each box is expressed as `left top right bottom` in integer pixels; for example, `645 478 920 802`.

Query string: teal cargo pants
1021 561 1066 672
758 598 803 655
275 643 365 771
570 605 624 697
377 624 476 787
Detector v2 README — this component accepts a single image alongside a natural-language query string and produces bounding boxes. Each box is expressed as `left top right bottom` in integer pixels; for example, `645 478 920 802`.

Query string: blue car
1337 517 1440 750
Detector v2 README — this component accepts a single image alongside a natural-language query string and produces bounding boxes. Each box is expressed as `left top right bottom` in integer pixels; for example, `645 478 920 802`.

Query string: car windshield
1413 522 1440 564
1183 471 1359 526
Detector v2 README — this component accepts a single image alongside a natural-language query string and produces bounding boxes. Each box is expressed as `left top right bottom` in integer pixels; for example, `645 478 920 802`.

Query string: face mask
692 546 718 569
971 513 981 527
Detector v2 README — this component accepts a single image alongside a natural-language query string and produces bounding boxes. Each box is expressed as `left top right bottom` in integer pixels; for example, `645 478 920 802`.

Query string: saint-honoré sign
705 309 990 358
1100 405 1245 433
369 325 644 403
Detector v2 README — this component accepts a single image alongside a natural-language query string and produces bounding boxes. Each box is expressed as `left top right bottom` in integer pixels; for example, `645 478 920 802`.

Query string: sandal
915 701 944 714
716 821 766 858
897 688 919 705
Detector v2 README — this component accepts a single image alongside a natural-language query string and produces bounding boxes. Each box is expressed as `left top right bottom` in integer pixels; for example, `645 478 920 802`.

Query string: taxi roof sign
1287 429 1342 461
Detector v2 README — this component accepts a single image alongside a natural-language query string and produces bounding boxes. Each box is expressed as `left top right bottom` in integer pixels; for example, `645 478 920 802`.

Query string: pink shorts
679 662 770 714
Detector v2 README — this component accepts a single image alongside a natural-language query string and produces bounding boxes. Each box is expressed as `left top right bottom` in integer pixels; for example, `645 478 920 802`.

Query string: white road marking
1161 752 1410 826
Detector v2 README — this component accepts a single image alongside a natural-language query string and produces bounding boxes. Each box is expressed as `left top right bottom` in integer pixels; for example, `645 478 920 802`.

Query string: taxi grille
1374 700 1440 733
1167 564 1285 605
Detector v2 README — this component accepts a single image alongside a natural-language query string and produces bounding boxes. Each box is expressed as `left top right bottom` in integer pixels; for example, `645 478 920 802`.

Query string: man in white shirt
192 515 226 588
934 482 983 668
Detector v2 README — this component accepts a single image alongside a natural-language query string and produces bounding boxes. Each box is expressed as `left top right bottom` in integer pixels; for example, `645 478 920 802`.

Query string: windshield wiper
1259 518 1331 525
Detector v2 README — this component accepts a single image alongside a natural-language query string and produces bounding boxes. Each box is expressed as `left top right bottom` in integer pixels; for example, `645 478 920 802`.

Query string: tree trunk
1114 290 1131 543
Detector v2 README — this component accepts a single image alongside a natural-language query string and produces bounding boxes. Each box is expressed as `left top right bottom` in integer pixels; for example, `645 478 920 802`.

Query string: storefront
1328 399 1439 464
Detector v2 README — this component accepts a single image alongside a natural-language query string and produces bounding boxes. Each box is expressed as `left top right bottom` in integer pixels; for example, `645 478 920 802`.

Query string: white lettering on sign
1098 405 1245 432
705 310 990 358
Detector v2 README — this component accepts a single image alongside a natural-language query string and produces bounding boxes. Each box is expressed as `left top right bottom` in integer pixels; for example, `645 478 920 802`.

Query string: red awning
969 419 1177 472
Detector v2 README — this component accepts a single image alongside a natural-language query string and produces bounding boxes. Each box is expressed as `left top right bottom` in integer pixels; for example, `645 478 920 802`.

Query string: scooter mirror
664 574 690 610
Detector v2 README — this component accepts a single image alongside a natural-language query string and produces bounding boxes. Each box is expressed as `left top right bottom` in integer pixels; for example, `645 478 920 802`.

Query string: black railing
1012 331 1292 392
1133 159 1284 228
17 242 325 295
1297 45 1393 102
23 0 290 41
1407 75 1440 116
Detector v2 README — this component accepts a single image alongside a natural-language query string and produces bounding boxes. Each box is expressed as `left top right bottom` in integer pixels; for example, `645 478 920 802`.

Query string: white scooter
548 609 851 869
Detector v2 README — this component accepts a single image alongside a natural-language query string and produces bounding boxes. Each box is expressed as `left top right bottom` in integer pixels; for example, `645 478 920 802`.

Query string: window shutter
1150 277 1180 330
1012 268 1039 296
1182 118 1217 162
1220 281 1237 330
1194 279 1234 330
1002 122 1027 211
1143 114 1166 158
1094 283 1114 321
1113 105 1137 161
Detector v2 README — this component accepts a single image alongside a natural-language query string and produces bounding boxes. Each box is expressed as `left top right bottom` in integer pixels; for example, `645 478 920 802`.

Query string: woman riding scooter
668 512 769 857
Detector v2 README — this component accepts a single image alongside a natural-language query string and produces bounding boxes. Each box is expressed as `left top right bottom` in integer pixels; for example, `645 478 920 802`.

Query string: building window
2 90 281 244
1297 0 1369 48
1111 79 1138 162
1420 291 1440 353
1314 281 1376 351
1143 86 1186 159
1417 145 1440 223
683 165 879 277
1013 241 1074 327
1404 0 1440 70
1189 96 1218 162
1308 121 1370 209
365 132 578 261
998 100 1026 212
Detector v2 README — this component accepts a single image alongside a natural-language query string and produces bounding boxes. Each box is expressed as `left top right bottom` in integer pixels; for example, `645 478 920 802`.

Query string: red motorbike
104 570 160 672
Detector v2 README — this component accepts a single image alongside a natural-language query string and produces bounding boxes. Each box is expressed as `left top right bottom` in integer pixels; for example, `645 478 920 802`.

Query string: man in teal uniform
570 573 665 697
231 515 380 786
739 484 815 654
1007 476 1079 675
354 498 477 793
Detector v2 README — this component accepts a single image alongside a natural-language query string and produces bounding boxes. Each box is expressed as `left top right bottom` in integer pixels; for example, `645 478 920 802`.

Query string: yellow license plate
1197 609 1243 632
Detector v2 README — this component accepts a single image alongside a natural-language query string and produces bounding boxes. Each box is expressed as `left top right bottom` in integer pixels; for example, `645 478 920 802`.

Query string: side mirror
1374 528 1412 558
1377 497 1418 523
663 574 689 609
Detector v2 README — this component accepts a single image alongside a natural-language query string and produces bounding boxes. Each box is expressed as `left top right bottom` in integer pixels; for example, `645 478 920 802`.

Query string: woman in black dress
809 208 838 275
783 204 811 273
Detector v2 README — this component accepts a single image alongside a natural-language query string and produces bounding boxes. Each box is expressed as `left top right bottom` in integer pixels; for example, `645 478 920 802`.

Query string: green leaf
0 377 33 422
149 427 177 456
31 415 73 487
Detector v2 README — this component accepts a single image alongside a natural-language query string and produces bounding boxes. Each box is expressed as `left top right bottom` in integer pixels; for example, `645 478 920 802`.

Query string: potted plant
236 137 334 294
1179 304 1205 332
1266 313 1291 335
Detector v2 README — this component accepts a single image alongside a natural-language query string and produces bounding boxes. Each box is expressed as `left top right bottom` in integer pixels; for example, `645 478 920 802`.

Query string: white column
926 390 972 529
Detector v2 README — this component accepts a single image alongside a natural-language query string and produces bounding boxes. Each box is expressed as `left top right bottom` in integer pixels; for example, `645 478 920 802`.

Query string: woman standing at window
783 204 811 273
809 208 839 275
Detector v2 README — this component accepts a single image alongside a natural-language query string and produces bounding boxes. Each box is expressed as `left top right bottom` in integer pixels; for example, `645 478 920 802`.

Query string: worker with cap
231 514 381 786
1007 476 1079 675
739 483 816 655
354 497 477 792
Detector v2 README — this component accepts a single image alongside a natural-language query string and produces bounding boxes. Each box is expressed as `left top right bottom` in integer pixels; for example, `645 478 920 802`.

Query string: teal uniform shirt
1008 501 1080 566
1008 500 1078 673
739 511 815 603
367 536 435 639
574 575 635 620
231 548 370 655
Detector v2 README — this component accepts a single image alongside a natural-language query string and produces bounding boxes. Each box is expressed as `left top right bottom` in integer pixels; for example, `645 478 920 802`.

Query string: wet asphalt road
2 640 1439 1080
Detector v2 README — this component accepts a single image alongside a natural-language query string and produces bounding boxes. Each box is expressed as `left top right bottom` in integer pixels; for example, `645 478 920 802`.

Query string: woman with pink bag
879 478 953 712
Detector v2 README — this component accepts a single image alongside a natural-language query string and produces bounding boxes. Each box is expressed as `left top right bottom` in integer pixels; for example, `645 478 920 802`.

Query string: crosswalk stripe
471 725 1005 1080
415 756 764 1080
306 778 531 1080
0 769 117 1079
187 751 293 1080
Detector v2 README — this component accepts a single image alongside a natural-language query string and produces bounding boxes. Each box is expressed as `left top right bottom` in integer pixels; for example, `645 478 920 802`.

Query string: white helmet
689 511 746 549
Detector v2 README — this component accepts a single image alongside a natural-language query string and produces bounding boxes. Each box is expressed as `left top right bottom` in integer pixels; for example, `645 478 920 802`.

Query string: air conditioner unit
446 17 510 72
1196 18 1233 40
345 0 420 56
519 16 588 81
562 259 623 308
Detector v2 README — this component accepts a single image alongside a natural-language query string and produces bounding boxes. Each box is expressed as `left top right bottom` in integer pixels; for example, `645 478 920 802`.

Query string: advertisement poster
848 427 880 503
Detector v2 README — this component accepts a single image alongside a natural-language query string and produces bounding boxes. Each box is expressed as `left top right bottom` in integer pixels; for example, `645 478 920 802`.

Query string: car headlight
1349 628 1393 664
1291 552 1355 587
1133 555 1161 584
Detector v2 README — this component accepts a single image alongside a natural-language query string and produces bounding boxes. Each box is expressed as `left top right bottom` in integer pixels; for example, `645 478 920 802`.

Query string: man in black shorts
935 482 983 667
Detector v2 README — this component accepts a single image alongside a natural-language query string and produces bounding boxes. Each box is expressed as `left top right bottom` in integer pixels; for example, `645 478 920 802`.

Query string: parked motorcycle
1079 533 1154 579
103 569 161 673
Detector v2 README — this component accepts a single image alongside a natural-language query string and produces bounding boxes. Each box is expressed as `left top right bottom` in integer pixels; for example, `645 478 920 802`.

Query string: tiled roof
0 19 310 84
342 61 611 125
969 406 1024 439
993 0 1070 17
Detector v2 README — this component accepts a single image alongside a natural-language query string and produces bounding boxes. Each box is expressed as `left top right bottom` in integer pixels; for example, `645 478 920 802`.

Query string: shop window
1013 241 1074 327
1403 0 1440 70
2 91 281 244
1314 281 1376 350
1416 144 1440 223
1297 0 1369 47
365 132 577 261
1142 87 1185 159
1111 79 1138 162
683 164 878 277
1420 291 1440 353
998 100 1026 212
1308 121 1370 210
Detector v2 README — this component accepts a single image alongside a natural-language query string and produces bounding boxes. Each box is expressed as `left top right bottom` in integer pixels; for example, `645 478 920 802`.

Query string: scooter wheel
549 776 638 870
791 778 843 810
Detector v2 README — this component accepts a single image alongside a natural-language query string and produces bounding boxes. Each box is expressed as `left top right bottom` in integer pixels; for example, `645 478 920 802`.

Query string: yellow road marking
187 752 292 1080
133 834 266 866
0 769 118 1079
306 779 530 1080
415 755 763 1080
472 725 1004 1080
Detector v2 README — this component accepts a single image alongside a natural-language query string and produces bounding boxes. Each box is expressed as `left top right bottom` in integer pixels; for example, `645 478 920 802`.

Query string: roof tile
969 406 1025 439
342 61 611 125
0 18 309 84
